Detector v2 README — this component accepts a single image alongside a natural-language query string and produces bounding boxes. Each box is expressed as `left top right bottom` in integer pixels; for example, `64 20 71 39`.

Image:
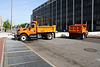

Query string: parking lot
24 37 100 67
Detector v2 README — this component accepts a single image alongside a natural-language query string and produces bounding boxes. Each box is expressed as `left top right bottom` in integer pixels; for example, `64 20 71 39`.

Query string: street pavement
0 32 100 67
24 37 100 67
0 32 13 38
82 37 100 44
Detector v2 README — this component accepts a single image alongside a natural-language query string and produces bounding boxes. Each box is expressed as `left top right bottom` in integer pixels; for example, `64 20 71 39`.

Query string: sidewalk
0 32 14 38
55 32 100 38
88 35 100 38
88 31 100 38
2 38 52 67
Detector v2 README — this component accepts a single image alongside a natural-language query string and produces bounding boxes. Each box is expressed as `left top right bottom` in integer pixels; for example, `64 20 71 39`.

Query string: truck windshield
25 24 29 28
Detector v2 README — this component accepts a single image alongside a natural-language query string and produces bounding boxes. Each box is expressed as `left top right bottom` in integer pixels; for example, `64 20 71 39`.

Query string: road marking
8 54 35 59
97 58 100 62
5 50 31 53
1 38 5 67
8 60 42 66
22 42 56 67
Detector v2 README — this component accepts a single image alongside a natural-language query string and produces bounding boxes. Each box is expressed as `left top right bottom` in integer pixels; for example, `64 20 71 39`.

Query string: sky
0 0 47 25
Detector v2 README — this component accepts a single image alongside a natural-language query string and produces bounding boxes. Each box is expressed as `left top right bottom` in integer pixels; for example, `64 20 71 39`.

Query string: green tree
17 24 20 28
3 19 10 29
20 23 27 28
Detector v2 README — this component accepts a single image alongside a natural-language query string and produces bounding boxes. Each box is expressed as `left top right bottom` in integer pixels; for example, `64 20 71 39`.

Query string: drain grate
84 48 97 52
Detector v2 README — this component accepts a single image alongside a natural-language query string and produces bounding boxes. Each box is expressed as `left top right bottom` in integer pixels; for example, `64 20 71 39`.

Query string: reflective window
53 1 56 25
83 0 92 31
62 0 66 31
31 24 34 28
74 0 81 24
25 24 29 28
68 0 73 26
57 0 61 31
94 0 100 31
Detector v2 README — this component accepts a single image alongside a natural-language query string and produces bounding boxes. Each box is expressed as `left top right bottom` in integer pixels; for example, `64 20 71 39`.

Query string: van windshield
25 24 29 28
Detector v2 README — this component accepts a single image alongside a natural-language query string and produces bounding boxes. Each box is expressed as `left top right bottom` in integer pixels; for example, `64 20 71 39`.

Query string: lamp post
0 16 2 32
11 0 13 33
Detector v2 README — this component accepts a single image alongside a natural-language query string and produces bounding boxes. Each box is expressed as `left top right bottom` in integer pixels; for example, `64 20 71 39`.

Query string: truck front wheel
47 33 52 40
20 34 28 42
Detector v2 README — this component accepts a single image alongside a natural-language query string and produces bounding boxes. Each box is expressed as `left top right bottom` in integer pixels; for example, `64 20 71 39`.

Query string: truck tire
20 34 28 42
69 35 72 39
42 35 46 39
69 33 73 39
85 34 88 38
81 34 84 39
47 33 52 40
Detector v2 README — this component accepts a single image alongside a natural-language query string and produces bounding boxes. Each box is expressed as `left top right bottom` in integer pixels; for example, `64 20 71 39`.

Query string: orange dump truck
14 21 56 41
69 24 88 39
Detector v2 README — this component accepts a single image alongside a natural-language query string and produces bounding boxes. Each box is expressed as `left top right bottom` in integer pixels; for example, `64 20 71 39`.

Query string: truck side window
25 24 29 28
31 24 34 28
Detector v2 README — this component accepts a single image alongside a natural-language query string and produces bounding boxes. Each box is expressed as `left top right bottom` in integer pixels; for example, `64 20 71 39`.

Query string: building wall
32 0 100 32
94 0 100 31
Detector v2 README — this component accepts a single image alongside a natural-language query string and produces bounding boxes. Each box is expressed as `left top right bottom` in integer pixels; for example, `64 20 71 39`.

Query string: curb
88 35 100 37
0 38 4 67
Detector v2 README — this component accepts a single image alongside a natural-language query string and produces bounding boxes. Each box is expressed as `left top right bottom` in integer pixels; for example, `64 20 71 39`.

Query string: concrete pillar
60 0 62 30
56 0 57 26
66 0 68 30
52 1 53 25
73 0 74 25
91 0 94 31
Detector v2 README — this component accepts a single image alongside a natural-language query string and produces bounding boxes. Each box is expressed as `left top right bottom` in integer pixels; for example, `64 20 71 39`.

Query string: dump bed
37 25 56 33
69 25 88 34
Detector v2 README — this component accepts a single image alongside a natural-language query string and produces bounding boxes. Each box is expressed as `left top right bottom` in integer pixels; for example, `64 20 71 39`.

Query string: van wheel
47 33 52 40
20 34 28 42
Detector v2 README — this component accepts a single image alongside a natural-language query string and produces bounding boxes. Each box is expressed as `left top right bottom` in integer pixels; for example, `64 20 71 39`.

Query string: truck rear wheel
47 33 52 40
85 34 88 38
80 34 84 39
20 34 28 42
69 33 73 39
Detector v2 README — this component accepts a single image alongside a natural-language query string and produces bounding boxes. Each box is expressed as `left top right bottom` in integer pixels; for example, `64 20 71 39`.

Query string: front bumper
14 34 19 40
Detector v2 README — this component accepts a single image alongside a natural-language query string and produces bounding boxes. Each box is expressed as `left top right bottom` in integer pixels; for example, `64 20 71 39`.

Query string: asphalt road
24 37 100 67
83 37 100 44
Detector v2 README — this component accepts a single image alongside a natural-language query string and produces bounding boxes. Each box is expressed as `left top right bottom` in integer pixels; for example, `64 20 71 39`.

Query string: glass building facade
31 0 100 31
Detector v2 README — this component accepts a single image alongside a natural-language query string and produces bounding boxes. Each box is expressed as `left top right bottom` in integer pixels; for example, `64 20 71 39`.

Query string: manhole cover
84 48 97 52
